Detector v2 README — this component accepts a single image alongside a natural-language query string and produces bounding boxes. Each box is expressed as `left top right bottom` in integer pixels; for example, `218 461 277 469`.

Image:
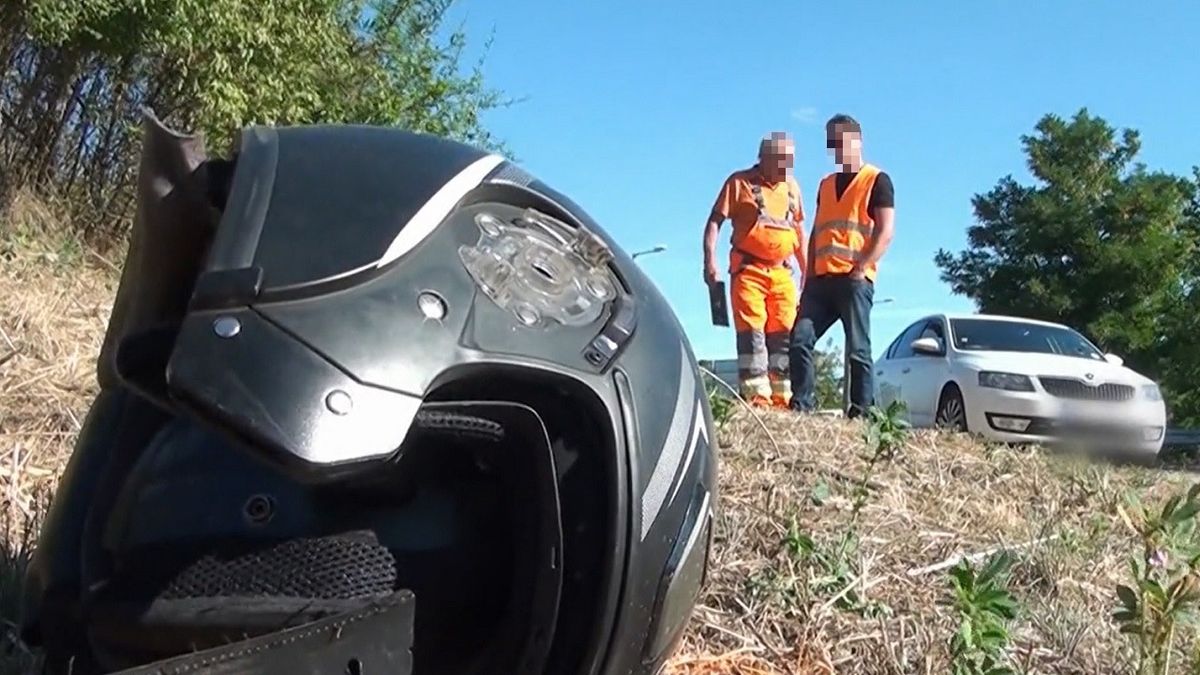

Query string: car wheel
935 384 968 432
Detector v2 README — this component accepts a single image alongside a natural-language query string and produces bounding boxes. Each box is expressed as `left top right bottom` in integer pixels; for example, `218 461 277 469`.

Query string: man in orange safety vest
789 114 895 419
704 132 808 408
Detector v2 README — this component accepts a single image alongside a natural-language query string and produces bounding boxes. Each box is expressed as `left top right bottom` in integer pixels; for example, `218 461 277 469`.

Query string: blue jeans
788 274 875 417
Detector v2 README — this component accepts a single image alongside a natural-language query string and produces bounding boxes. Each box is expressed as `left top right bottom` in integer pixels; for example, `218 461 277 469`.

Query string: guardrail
1165 428 1200 451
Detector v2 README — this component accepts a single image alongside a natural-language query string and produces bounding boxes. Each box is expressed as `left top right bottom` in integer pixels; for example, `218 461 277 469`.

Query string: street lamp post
841 297 896 415
631 244 667 260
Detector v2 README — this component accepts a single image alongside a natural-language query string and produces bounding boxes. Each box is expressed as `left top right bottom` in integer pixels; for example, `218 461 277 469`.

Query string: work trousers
731 264 798 407
789 274 875 417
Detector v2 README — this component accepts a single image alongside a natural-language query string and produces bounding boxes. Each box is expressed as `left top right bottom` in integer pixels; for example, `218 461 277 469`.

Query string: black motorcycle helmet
20 110 718 675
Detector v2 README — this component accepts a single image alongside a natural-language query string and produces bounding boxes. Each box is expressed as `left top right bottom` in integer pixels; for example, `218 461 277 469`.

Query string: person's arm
854 172 895 274
703 211 723 281
806 189 820 276
790 180 808 278
793 222 808 279
703 177 734 284
859 208 894 267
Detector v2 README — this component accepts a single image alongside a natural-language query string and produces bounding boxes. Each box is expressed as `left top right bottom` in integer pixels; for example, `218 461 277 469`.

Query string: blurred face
758 138 794 182
826 123 862 167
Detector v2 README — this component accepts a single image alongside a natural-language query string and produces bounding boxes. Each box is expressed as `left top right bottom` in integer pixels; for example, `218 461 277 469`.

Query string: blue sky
441 1 1200 361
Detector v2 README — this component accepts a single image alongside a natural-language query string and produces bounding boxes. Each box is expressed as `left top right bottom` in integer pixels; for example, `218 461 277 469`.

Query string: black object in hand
709 281 729 327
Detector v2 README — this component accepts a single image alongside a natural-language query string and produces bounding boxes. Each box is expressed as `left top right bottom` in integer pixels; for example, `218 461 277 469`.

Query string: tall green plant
782 401 908 617
1114 484 1200 675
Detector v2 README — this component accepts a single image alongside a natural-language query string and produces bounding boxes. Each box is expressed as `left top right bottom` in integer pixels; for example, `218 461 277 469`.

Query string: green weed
1114 483 1200 675
947 551 1021 675
774 401 909 618
706 382 735 429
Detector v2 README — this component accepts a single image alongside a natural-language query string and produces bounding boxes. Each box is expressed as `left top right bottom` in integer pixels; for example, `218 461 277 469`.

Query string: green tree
1154 177 1200 427
1 0 510 238
934 109 1200 425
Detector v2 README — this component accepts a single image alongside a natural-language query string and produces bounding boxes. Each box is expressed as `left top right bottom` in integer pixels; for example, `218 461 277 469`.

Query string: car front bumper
962 385 1167 455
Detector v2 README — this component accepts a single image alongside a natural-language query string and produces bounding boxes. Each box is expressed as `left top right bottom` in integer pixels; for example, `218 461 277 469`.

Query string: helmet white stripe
376 153 505 268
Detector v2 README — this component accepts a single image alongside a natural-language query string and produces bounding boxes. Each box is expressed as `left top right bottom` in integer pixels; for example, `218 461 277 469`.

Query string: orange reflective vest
811 164 881 282
730 179 800 269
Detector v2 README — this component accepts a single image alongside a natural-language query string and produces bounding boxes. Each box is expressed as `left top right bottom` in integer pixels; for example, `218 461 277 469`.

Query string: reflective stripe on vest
814 243 867 261
811 219 874 238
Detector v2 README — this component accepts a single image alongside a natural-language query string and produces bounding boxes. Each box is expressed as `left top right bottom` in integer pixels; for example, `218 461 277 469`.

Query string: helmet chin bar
459 208 619 329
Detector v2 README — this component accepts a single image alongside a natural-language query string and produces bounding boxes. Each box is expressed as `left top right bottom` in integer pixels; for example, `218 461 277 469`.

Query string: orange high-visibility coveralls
711 168 805 407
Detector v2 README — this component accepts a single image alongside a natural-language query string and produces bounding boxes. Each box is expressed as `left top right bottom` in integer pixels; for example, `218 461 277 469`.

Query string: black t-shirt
816 170 895 218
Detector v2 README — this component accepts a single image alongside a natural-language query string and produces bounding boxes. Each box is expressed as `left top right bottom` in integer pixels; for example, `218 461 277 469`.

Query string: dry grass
0 192 115 519
663 407 1200 674
0 191 1197 674
0 192 116 673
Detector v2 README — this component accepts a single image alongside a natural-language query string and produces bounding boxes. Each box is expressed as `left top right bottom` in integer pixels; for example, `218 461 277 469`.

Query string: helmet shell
23 114 718 675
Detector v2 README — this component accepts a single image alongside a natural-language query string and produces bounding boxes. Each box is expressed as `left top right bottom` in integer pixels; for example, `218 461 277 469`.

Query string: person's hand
704 261 720 286
849 264 867 281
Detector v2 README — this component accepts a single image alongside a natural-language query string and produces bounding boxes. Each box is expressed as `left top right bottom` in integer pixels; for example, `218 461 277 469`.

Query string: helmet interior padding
84 401 567 674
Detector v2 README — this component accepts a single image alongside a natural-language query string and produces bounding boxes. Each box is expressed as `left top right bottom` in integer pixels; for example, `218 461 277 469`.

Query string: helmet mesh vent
120 533 400 602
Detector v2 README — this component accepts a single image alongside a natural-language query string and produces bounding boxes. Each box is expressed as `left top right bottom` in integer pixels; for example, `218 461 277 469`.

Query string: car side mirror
1104 353 1124 367
911 337 944 356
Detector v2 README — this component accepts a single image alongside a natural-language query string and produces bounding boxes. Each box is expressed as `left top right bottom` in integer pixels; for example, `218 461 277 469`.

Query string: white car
873 313 1167 456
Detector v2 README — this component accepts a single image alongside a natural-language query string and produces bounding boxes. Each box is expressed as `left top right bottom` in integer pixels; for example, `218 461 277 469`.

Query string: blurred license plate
1062 401 1109 422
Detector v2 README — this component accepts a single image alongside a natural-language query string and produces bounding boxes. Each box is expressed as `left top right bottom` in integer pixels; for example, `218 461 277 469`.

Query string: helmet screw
242 494 275 526
326 390 353 415
417 291 447 320
212 316 241 338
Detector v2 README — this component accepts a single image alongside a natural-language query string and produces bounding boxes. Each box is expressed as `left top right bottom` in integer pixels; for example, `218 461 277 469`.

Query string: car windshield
948 318 1105 360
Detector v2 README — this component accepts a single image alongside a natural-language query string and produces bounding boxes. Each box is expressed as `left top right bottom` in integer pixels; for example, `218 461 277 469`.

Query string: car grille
1038 376 1135 402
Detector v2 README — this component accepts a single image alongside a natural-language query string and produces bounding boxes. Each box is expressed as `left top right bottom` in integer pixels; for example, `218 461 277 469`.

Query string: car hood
953 351 1155 385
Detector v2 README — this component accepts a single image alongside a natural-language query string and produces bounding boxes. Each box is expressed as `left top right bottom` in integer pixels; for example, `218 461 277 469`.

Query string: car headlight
1141 384 1163 401
977 371 1035 392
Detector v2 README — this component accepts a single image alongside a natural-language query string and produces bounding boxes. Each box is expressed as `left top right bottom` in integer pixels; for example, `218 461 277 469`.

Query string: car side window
892 321 926 359
885 334 901 359
919 319 946 344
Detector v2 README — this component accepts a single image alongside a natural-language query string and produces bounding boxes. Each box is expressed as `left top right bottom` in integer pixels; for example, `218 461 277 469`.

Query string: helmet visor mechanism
460 207 619 330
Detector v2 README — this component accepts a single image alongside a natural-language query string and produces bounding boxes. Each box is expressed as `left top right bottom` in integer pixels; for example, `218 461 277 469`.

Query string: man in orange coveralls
703 132 808 407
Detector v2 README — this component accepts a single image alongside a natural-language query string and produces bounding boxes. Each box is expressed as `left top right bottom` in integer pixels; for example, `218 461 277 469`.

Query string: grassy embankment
2 192 1199 674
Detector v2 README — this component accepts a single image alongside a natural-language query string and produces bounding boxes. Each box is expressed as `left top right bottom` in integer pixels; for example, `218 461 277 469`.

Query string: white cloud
790 106 819 124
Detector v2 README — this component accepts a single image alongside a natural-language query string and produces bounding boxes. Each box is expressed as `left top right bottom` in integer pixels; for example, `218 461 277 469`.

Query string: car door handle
901 367 911 374
876 370 883 376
